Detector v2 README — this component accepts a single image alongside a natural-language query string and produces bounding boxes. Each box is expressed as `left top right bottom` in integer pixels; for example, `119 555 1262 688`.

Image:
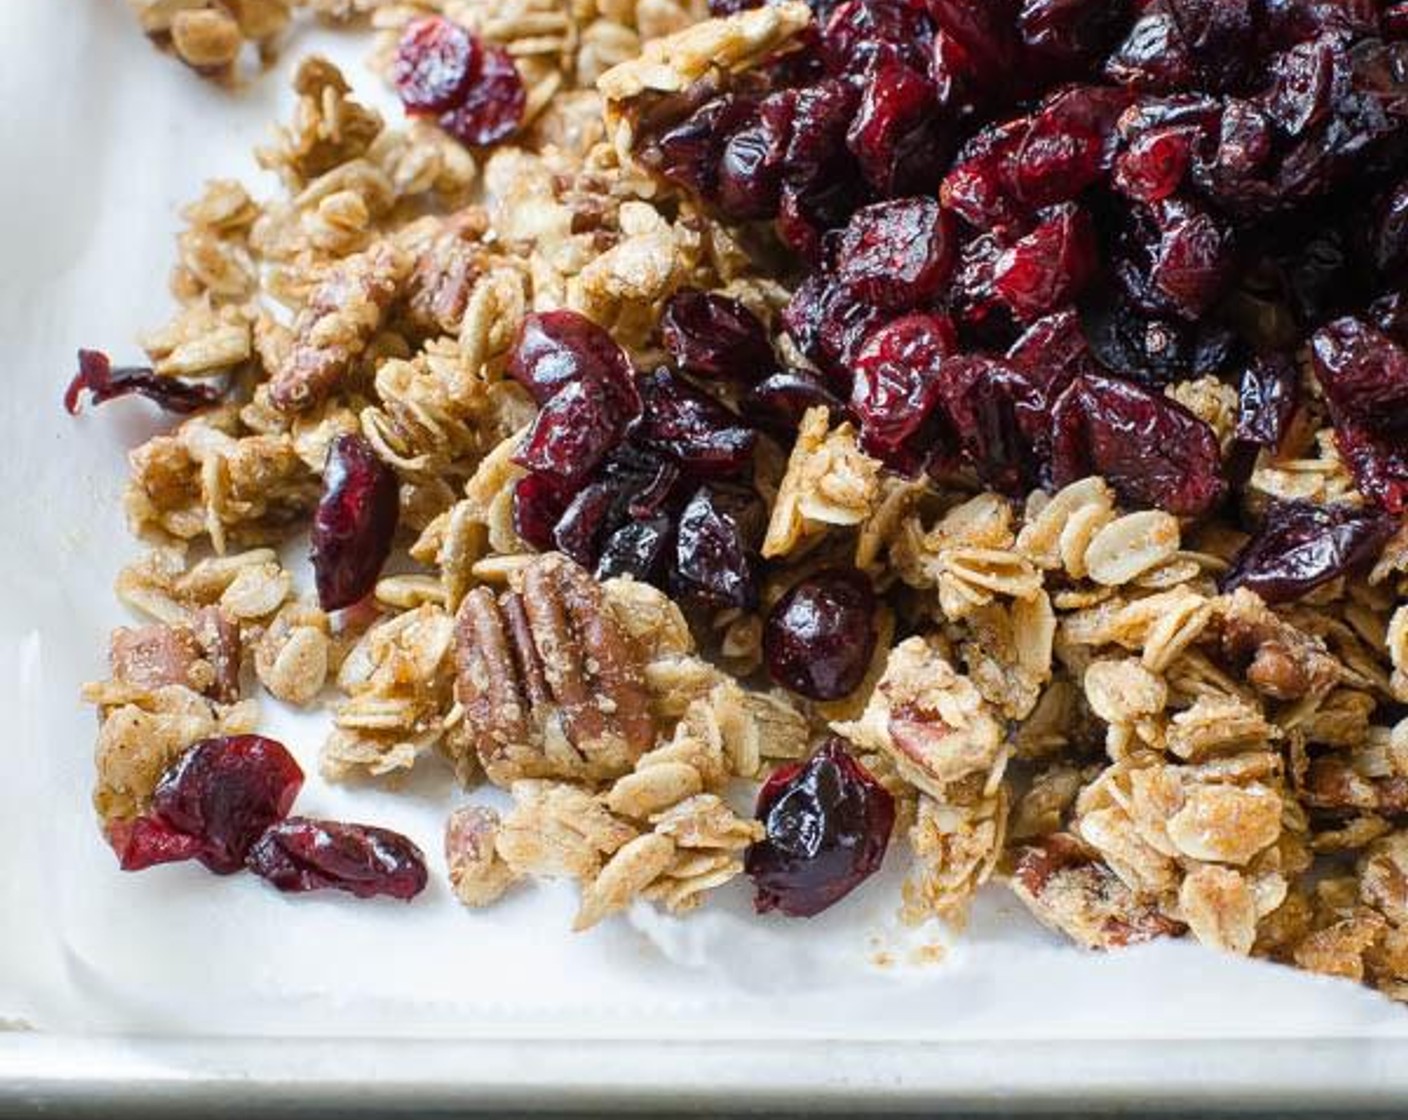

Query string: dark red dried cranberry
717 94 793 220
1262 35 1338 139
822 0 936 77
64 349 222 416
108 816 206 872
1114 125 1197 201
764 568 879 701
671 483 765 610
1018 0 1132 77
1006 308 1101 383
1104 1 1196 91
781 79 861 183
850 312 956 473
595 516 673 583
745 739 895 918
508 310 634 405
782 276 886 390
1228 353 1300 483
941 118 1030 232
152 735 305 874
311 434 400 611
834 198 958 312
1222 500 1396 603
437 44 525 147
632 367 756 476
1371 177 1408 279
745 369 849 436
552 480 619 566
512 473 569 551
641 96 758 199
1335 420 1408 513
660 290 776 383
1014 85 1132 207
1311 317 1408 434
1141 197 1233 321
1050 374 1226 516
247 818 428 901
927 0 1021 80
1080 291 1233 384
936 355 1052 494
846 61 949 195
992 204 1098 321
514 376 642 485
392 17 480 114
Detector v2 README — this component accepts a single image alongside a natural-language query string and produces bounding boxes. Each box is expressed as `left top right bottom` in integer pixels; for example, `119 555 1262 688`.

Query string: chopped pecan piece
453 554 656 785
445 805 519 907
404 212 492 337
1007 834 1185 950
268 243 408 413
1218 588 1341 702
1303 756 1408 818
109 609 242 704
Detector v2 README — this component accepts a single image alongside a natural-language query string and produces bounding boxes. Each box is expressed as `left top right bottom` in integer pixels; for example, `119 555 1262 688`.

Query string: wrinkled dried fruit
1311 317 1408 434
64 349 222 415
746 369 849 435
437 44 525 147
108 815 207 872
1222 500 1396 602
514 377 642 485
834 198 958 312
311 434 400 611
672 483 765 609
764 568 879 700
508 310 634 405
992 204 1098 321
1228 353 1300 482
745 739 894 917
632 367 757 475
247 818 428 900
660 289 776 382
393 17 479 113
850 312 956 473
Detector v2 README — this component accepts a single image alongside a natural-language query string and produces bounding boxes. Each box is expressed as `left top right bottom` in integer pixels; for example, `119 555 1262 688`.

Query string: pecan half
268 242 408 413
1007 834 1185 950
452 554 656 785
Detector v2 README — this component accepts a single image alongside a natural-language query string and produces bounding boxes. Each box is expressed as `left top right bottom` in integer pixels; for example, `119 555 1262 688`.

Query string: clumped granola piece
1217 587 1343 702
763 407 882 559
446 804 519 906
450 553 656 785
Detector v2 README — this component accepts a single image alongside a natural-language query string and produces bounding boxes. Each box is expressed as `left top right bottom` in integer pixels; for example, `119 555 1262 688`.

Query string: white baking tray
5 0 1408 1110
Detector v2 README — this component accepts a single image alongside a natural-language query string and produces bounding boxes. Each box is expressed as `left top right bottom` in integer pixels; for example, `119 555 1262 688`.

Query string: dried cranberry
941 118 1030 232
1311 317 1408 434
1263 35 1338 139
392 17 479 114
660 290 776 383
152 735 305 874
64 349 222 416
1114 125 1197 201
1371 177 1408 279
717 94 793 220
247 818 428 901
1105 2 1196 91
512 473 569 551
782 79 861 183
992 204 1099 321
834 198 958 312
1014 85 1132 207
508 310 634 405
1222 500 1396 603
764 568 879 700
1228 353 1300 483
596 516 673 583
632 367 756 476
936 355 1051 494
311 434 400 611
552 480 619 566
1141 197 1233 321
514 376 642 485
1080 291 1233 384
108 816 206 872
437 45 525 147
850 312 956 473
641 96 758 199
1335 420 1408 513
1018 0 1133 77
745 739 894 918
1006 308 1101 383
745 369 849 435
671 483 765 609
927 0 1021 80
1050 373 1226 516
846 61 949 195
782 276 886 389
822 0 935 77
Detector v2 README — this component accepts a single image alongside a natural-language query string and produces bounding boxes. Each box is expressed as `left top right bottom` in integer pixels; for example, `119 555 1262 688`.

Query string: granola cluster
88 5 1408 1005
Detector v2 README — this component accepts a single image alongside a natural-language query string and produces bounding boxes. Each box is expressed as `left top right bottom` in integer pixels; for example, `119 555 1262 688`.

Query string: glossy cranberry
745 739 895 918
551 480 618 567
512 473 569 551
1104 2 1196 91
392 17 479 114
1005 308 1101 383
1018 0 1133 76
1114 125 1196 201
765 568 879 701
108 816 206 872
1311 317 1408 434
992 204 1098 321
671 483 765 609
850 312 956 473
1228 353 1300 483
641 96 758 199
1014 85 1132 207
508 310 634 406
745 369 849 435
846 61 948 195
514 376 642 485
660 289 776 383
782 276 886 389
311 434 400 611
822 0 935 77
436 44 525 147
1080 292 1234 384
936 355 1052 494
1263 35 1337 138
1335 419 1408 513
927 0 1020 79
1142 198 1233 320
834 198 958 312
1222 500 1397 603
941 119 1029 232
595 515 673 583
247 818 428 901
64 349 221 416
631 367 756 476
1050 374 1226 516
1371 178 1408 279
717 94 793 219
781 79 860 183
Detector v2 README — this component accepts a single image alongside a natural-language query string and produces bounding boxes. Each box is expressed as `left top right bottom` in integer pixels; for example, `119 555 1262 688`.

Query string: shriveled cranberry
1014 85 1132 207
671 483 765 609
1335 420 1408 513
1018 0 1132 77
392 17 479 114
782 276 886 388
928 0 1021 80
436 44 525 147
1081 291 1233 384
1222 500 1396 603
717 94 793 219
850 312 956 473
822 0 935 77
745 739 894 918
846 61 948 195
632 367 756 476
247 818 428 901
992 204 1099 321
782 79 860 183
311 434 400 611
1311 317 1408 434
641 95 757 199
1104 1 1196 91
1262 35 1338 139
745 369 849 435
935 355 1051 494
940 118 1029 232
64 349 222 416
108 816 206 872
514 376 642 485
1006 308 1101 383
1050 373 1226 516
1371 177 1408 279
508 310 633 405
152 735 305 874
1141 197 1233 320
1114 125 1197 201
552 480 619 567
834 198 958 312
1228 353 1300 483
660 290 776 383
512 473 569 551
595 516 673 583
764 568 879 701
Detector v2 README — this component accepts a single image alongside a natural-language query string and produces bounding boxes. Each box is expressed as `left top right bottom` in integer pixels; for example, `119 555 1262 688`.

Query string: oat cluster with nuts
90 1 1408 1000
